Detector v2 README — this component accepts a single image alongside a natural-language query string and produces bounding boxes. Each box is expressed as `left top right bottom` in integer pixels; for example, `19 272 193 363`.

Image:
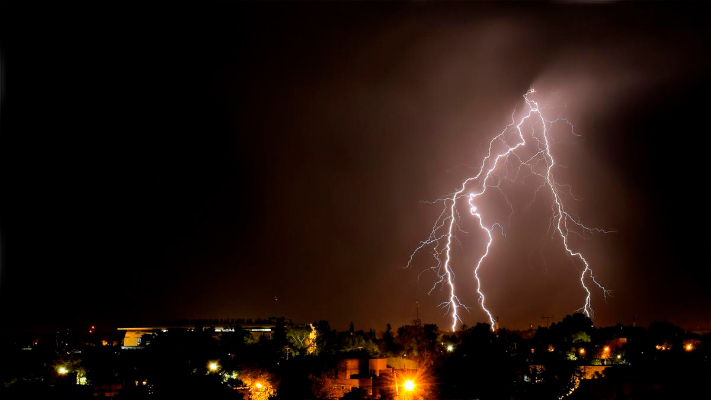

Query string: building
117 318 278 348
324 357 419 398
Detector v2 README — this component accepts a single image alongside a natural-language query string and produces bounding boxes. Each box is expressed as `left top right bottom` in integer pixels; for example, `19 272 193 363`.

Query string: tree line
1 314 708 399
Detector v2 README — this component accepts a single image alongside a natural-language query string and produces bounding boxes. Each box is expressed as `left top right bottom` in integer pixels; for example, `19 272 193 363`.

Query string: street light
394 370 417 399
58 367 68 375
255 382 263 389
208 362 220 372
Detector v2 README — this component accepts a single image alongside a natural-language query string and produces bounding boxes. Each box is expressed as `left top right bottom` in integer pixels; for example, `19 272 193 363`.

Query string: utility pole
541 315 553 327
394 369 400 399
413 300 421 326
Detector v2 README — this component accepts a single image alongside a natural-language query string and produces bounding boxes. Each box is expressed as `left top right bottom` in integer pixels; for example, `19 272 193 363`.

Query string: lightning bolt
409 89 610 331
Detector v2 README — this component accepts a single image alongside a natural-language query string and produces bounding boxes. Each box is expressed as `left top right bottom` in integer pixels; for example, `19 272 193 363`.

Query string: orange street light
404 380 415 392
685 343 693 352
255 382 263 389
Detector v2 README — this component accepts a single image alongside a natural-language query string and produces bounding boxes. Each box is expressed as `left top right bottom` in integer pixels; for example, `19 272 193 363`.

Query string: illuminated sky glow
0 2 708 332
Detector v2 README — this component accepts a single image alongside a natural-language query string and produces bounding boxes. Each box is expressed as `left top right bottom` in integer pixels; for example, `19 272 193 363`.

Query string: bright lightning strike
409 89 611 332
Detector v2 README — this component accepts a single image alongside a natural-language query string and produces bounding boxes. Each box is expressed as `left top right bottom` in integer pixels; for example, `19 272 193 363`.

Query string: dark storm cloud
1 2 708 332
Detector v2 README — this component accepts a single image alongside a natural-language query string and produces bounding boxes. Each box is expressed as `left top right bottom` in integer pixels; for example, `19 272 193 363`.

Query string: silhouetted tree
378 324 399 356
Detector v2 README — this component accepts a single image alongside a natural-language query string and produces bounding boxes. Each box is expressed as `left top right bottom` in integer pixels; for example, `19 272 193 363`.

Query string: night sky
1 2 709 334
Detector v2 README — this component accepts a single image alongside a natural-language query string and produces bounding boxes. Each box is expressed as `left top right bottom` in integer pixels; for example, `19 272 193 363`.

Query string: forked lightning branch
409 89 611 332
